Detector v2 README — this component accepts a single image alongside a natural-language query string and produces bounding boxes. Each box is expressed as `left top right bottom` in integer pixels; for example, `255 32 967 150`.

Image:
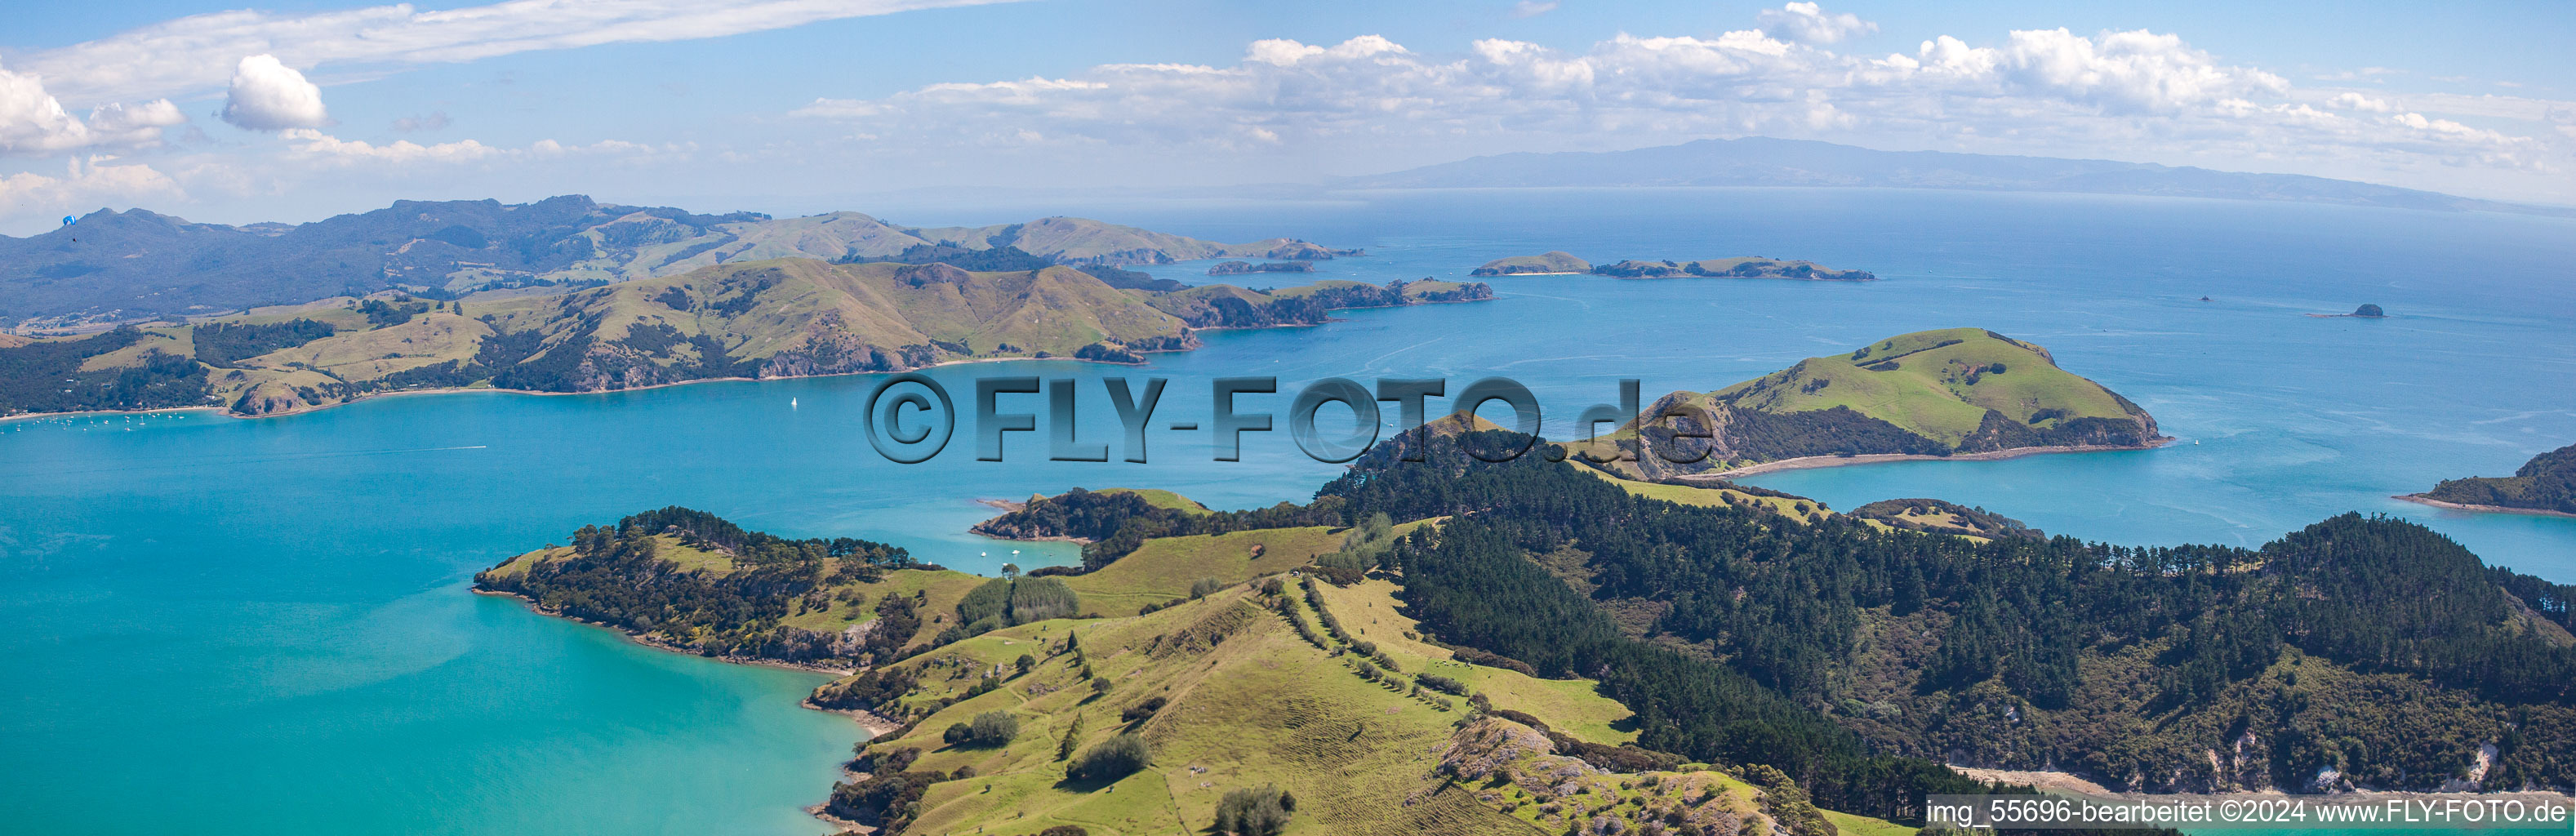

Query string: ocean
4 188 2571 834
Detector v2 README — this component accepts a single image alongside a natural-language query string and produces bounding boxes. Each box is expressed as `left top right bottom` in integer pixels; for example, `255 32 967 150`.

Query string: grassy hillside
819 576 1899 836
1580 328 2162 477
2 262 1488 418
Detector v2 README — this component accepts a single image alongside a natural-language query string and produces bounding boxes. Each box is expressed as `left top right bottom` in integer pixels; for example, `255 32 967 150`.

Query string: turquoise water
4 189 2574 835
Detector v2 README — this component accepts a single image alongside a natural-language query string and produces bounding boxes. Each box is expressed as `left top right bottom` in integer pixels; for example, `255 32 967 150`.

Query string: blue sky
2 0 2569 233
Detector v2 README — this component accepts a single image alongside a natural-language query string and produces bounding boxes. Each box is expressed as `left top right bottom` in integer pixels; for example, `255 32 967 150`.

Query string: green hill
1470 251 1592 276
474 505 1911 836
473 451 2576 834
0 264 1488 418
2405 442 2576 516
1586 328 2162 477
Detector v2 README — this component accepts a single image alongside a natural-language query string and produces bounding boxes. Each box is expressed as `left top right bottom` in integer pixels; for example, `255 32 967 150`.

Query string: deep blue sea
5 189 2572 835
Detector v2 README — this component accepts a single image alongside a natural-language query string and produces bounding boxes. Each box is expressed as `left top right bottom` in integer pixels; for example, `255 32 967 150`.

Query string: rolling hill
474 447 2576 834
0 196 1360 331
1583 328 2163 477
0 261 1489 418
475 504 1913 836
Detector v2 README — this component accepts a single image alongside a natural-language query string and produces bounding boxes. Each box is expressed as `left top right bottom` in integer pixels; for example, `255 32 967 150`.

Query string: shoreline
3 295 1495 425
2393 494 2576 519
470 587 862 677
0 353 1143 425
1681 437 2178 481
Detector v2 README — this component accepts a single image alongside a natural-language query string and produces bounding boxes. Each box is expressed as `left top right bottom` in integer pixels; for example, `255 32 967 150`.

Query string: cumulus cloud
2 62 187 153
1758 2 1876 45
785 20 2558 190
0 156 184 214
221 56 331 131
17 0 1026 108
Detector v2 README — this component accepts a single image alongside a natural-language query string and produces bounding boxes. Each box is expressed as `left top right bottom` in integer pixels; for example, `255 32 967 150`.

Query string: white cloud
0 156 184 215
222 56 331 131
279 130 688 165
283 128 494 162
781 20 2562 197
17 0 1029 108
2 61 187 153
1510 1 1559 19
1758 2 1876 45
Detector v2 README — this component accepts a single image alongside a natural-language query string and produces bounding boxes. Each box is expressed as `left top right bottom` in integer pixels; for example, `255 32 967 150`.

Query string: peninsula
478 437 2576 834
2400 442 2576 517
1205 260 1315 276
0 265 1488 419
1574 328 2165 478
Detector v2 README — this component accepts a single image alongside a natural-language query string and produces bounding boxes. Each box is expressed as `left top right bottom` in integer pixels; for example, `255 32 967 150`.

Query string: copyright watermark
1926 794 2576 830
859 375 1720 465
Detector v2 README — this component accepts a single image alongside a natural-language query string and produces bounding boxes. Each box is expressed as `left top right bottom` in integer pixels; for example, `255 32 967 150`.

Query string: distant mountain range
1342 136 2573 216
0 195 1352 330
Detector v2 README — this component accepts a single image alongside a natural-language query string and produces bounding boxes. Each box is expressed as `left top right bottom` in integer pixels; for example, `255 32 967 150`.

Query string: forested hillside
478 432 2576 834
2407 442 2576 515
1315 437 2576 802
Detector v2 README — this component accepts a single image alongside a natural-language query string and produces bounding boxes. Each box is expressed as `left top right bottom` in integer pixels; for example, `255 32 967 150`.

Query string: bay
4 188 2572 835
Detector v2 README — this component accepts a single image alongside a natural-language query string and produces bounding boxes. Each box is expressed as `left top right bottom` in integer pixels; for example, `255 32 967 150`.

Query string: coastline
1683 437 2178 481
3 296 1495 425
470 587 861 677
2393 494 2576 519
0 353 1146 425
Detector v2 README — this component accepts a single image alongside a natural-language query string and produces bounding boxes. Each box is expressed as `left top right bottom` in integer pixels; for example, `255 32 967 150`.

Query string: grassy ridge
1582 328 2160 475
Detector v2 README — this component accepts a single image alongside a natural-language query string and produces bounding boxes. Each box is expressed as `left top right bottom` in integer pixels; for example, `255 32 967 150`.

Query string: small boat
790 398 799 409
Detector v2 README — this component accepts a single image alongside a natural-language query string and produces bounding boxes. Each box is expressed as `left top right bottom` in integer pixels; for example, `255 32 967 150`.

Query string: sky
2 0 2570 233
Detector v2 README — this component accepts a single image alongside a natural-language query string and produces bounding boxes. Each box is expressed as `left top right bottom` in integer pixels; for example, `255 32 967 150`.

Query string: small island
1591 256 1875 281
1206 260 1315 276
1470 251 1591 276
2306 304 2387 318
2399 442 2576 517
1467 254 1875 281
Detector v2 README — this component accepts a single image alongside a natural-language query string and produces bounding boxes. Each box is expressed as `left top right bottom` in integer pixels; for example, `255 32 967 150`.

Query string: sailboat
790 398 799 409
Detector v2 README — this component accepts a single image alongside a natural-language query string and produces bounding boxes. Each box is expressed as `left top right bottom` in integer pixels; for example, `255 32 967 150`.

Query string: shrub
1068 734 1152 781
1189 576 1225 599
1039 827 1090 836
945 710 1017 747
1213 785 1295 835
1415 673 1469 696
1120 696 1168 723
1016 653 1037 675
1090 676 1114 696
